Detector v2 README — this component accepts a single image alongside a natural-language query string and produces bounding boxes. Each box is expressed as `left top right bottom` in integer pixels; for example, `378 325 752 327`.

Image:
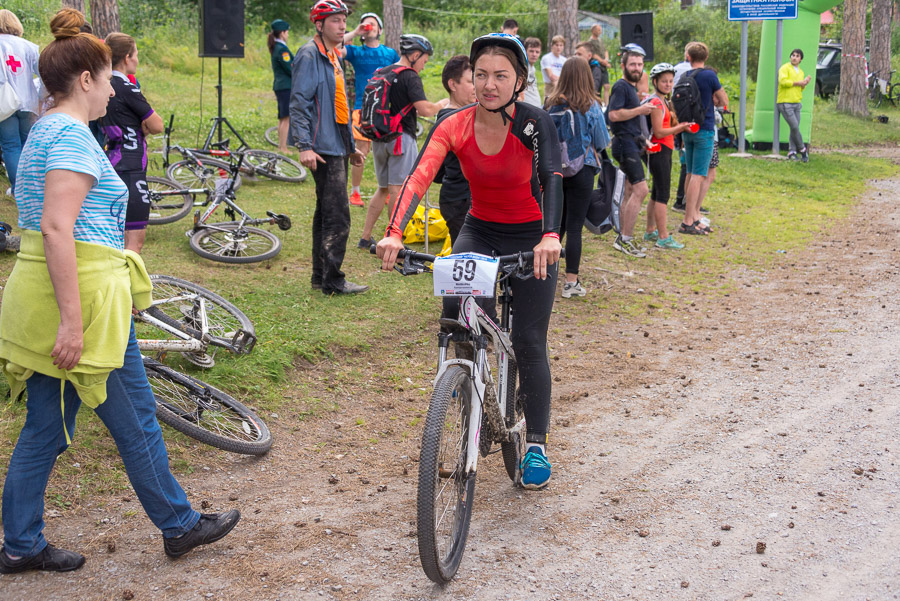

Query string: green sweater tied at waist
0 230 153 411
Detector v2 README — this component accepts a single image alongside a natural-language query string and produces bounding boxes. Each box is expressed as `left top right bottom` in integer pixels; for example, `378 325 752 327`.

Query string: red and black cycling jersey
386 102 563 238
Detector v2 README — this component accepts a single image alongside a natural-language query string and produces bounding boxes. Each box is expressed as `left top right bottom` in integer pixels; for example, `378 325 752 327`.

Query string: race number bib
432 253 499 297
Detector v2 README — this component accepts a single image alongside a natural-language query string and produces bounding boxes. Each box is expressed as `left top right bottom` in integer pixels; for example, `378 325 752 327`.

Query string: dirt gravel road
2 158 899 601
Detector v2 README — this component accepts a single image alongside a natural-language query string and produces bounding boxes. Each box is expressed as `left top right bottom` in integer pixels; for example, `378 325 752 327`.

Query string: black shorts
275 88 290 120
119 170 150 231
648 145 673 205
611 136 646 185
599 67 609 87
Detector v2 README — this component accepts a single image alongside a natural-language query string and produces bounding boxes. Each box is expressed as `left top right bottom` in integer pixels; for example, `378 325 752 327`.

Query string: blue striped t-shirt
15 113 128 250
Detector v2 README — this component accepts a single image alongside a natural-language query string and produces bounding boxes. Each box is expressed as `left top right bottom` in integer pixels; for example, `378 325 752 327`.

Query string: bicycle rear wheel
242 149 307 183
264 125 279 147
417 365 475 584
146 177 194 225
499 357 523 483
142 274 256 353
143 357 272 455
189 222 282 263
167 158 242 192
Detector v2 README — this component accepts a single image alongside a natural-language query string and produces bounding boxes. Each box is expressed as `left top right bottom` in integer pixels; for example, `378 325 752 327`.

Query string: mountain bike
143 355 272 455
163 115 306 186
136 274 256 368
376 246 553 583
868 70 897 108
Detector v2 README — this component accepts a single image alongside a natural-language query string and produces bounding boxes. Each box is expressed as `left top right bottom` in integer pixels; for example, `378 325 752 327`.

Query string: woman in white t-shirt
0 9 41 192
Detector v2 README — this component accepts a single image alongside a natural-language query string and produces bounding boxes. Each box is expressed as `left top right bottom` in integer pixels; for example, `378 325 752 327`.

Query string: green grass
0 27 897 505
812 95 900 147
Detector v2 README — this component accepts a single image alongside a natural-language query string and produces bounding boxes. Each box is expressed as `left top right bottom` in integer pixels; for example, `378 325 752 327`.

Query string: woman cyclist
377 33 563 490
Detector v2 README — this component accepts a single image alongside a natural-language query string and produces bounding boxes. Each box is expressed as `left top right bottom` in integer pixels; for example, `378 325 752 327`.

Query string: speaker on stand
199 0 246 146
620 11 654 63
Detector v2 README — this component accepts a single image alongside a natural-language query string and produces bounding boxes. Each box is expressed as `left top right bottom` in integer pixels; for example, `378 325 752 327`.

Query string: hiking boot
324 281 369 296
613 235 646 258
643 229 659 243
357 237 375 250
656 235 685 250
561 280 587 298
520 446 551 490
672 201 686 213
0 544 86 574
349 191 364 207
163 510 240 558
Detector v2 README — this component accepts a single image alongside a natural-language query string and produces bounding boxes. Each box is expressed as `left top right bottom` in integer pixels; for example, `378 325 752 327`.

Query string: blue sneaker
520 446 551 489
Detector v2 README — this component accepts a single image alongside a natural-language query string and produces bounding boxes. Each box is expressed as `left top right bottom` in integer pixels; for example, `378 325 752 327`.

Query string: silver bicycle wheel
242 150 307 183
264 125 279 147
146 177 194 225
167 158 242 192
189 222 282 264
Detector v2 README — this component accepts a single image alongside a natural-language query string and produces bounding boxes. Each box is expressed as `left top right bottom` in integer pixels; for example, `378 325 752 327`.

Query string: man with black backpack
671 42 728 236
356 34 448 249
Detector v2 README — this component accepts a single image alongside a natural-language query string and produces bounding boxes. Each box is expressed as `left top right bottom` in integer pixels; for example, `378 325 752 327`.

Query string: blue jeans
1 323 200 557
682 128 715 177
0 110 36 191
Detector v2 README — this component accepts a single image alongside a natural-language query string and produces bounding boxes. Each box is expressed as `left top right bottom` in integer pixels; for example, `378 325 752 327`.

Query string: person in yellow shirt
777 49 811 162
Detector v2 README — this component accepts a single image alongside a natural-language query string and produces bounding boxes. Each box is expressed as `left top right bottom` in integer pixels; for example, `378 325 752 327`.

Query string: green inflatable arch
747 0 842 147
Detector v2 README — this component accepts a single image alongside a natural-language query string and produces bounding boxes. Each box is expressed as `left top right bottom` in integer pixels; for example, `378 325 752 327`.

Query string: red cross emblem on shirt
6 55 21 73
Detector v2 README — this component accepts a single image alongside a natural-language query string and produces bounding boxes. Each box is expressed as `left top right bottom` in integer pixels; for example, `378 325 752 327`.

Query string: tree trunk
870 0 893 81
61 0 85 13
548 0 578 56
383 0 403 55
91 0 120 39
837 0 868 117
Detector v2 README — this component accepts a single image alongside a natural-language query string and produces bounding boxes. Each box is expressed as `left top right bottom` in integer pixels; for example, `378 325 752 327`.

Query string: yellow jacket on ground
777 62 805 104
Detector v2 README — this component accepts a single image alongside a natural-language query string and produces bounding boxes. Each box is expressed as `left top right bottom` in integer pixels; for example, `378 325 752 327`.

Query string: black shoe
311 281 322 290
699 206 709 215
323 281 369 296
0 544 85 573
672 202 686 213
357 237 375 250
163 510 240 558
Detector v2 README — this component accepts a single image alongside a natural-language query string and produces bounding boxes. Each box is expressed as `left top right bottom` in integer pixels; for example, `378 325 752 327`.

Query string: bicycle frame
137 296 210 354
434 291 519 476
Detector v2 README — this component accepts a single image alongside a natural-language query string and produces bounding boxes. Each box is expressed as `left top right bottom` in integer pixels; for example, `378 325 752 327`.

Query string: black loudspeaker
199 0 245 58
620 11 654 62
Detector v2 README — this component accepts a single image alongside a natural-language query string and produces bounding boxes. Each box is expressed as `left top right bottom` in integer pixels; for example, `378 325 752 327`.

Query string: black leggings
441 215 558 441
559 166 595 275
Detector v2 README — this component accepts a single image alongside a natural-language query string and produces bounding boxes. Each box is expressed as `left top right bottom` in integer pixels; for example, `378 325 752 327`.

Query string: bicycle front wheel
146 177 194 225
167 158 242 192
143 274 255 353
143 357 272 455
189 222 282 263
417 365 476 584
242 149 307 183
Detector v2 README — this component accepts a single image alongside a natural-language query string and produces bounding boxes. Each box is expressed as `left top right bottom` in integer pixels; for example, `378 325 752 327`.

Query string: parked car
816 42 842 98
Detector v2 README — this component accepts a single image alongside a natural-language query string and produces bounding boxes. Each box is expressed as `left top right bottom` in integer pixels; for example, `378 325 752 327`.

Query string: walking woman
546 57 610 298
268 19 293 154
777 48 811 162
0 9 41 193
378 33 563 489
0 9 238 575
100 31 164 253
644 62 693 249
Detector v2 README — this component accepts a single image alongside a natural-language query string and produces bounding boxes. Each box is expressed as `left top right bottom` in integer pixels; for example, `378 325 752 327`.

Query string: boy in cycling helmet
377 33 563 490
357 34 448 249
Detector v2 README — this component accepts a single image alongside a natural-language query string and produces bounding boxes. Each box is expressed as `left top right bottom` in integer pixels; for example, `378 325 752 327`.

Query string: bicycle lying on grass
136 275 271 455
373 246 559 583
164 115 306 188
144 155 292 263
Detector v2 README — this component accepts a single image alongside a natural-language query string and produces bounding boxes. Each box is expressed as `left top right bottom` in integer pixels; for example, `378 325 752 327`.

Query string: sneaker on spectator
349 190 364 206
561 280 586 298
655 235 684 250
800 148 809 163
788 152 799 161
520 446 551 490
672 201 686 213
643 229 659 243
699 205 709 215
613 235 646 258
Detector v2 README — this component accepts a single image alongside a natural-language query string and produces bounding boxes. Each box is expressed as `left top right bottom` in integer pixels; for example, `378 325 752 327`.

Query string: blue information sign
727 0 798 21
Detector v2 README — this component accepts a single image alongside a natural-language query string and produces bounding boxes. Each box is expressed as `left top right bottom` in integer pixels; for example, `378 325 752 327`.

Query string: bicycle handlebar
369 244 564 277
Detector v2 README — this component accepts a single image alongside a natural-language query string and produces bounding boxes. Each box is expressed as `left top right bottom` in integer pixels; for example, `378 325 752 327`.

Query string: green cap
271 19 290 32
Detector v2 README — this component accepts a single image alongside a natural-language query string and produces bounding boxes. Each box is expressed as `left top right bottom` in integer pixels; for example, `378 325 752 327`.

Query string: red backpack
356 64 414 148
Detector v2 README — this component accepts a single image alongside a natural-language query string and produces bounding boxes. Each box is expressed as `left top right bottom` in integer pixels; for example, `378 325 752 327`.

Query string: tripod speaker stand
199 0 248 149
